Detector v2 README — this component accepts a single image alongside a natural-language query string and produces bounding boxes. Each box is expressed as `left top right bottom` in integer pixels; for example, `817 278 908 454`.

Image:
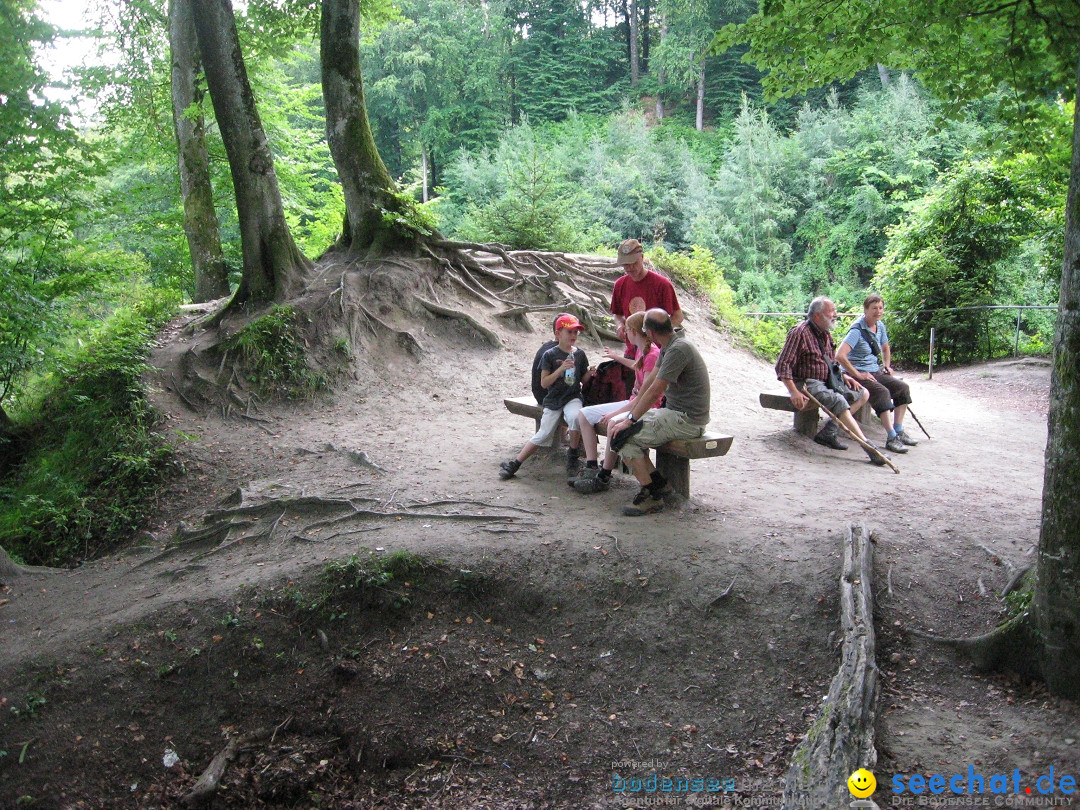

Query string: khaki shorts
616 408 705 460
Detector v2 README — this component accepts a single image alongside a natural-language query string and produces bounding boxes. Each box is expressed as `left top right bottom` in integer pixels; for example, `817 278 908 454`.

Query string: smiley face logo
848 768 876 798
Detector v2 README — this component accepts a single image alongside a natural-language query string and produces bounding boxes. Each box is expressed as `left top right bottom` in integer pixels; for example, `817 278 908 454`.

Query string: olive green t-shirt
657 333 710 425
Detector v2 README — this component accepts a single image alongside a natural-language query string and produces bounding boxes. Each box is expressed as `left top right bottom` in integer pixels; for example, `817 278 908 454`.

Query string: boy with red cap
500 314 595 479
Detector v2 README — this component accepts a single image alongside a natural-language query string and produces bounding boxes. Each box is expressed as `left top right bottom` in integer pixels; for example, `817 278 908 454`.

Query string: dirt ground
1 285 1076 809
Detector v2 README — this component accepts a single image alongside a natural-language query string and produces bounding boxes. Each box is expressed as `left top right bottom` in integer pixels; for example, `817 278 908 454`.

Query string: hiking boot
566 447 581 476
813 424 848 451
884 436 909 454
499 459 521 479
896 427 919 446
573 468 611 494
864 444 890 467
622 487 664 516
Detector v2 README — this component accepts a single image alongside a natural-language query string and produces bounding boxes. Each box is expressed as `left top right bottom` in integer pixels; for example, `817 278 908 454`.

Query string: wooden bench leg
656 451 690 499
794 408 819 438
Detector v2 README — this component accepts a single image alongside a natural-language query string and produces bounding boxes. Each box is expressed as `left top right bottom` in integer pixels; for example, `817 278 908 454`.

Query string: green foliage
8 692 46 720
0 288 178 566
874 156 1063 364
648 245 786 358
282 549 431 617
223 305 328 399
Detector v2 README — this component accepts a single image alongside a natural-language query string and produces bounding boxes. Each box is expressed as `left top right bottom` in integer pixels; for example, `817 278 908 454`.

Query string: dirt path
1 293 1075 808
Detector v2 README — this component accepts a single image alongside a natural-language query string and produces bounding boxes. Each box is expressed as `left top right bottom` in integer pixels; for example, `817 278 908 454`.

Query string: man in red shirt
610 239 684 346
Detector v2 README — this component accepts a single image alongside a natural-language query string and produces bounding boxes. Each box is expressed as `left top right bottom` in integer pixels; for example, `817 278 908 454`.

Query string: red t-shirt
610 270 681 321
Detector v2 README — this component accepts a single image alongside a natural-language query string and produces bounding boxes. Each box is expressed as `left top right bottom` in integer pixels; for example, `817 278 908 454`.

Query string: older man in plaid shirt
775 297 888 466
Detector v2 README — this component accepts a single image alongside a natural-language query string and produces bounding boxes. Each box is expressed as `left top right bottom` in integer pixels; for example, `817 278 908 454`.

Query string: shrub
0 290 180 566
648 245 786 359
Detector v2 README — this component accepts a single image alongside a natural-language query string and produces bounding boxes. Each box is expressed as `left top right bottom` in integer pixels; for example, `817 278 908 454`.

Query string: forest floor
0 284 1077 809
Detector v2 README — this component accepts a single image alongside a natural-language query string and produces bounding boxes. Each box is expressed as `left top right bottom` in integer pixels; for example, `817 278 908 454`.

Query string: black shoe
499 459 521 479
864 444 890 467
573 468 611 494
814 429 848 451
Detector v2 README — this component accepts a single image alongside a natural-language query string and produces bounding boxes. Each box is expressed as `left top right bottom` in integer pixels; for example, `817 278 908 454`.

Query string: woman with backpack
836 293 919 454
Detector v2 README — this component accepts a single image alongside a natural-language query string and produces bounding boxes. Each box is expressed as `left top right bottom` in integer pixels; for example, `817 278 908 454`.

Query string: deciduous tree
716 0 1080 698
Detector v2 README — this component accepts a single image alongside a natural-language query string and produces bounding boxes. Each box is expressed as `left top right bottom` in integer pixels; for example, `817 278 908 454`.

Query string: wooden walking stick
905 406 932 440
801 388 900 474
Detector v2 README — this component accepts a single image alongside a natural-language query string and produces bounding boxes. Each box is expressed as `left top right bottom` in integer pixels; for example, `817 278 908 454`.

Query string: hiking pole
906 406 932 440
801 387 900 474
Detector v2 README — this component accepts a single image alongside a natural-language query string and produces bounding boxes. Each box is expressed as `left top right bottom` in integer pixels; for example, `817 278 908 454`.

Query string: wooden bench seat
503 396 732 499
759 391 875 438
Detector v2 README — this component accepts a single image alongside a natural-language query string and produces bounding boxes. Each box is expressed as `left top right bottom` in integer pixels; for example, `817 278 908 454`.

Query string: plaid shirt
775 318 833 382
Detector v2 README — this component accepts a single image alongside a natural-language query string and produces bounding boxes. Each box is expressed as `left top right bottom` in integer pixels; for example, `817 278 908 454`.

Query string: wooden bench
503 396 732 499
759 391 875 438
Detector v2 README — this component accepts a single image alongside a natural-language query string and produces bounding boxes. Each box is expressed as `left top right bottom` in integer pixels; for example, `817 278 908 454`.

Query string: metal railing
744 304 1059 375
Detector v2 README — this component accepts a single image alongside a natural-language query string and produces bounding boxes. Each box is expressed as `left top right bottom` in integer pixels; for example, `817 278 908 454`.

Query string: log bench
503 396 732 499
759 391 875 438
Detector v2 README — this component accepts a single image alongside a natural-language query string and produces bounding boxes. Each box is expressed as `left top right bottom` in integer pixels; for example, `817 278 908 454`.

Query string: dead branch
781 524 877 809
399 499 541 515
183 728 268 806
705 576 738 609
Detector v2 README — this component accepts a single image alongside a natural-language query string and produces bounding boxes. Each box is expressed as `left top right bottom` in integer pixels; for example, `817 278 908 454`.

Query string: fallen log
782 524 878 810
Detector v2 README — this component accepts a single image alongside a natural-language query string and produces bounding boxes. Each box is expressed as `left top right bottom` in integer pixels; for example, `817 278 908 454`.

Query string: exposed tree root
417 296 503 347
910 610 1041 678
0 545 63 583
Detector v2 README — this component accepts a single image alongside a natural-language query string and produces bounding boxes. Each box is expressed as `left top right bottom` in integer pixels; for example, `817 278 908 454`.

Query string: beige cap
616 238 644 265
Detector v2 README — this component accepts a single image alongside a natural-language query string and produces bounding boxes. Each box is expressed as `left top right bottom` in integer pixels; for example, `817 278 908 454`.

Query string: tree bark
321 0 410 253
877 63 890 87
641 0 650 71
629 0 640 86
696 65 705 131
655 14 666 120
421 144 429 204
1034 51 1080 700
191 0 310 305
169 0 229 303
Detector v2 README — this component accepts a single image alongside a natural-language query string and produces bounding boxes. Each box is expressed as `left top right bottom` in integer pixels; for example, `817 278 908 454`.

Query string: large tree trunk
1033 52 1080 699
877 63 890 87
321 0 410 253
191 0 310 305
169 0 229 303
629 0 640 86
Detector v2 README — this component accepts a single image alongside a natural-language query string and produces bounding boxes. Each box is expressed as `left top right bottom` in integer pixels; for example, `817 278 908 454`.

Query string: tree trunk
321 0 409 253
1034 52 1080 700
629 0 639 86
641 0 650 71
877 63 890 87
655 14 666 120
696 65 705 131
621 0 632 73
420 144 429 204
169 0 229 303
191 0 310 305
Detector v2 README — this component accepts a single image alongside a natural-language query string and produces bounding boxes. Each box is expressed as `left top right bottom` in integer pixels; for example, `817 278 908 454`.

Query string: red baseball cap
554 314 585 332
